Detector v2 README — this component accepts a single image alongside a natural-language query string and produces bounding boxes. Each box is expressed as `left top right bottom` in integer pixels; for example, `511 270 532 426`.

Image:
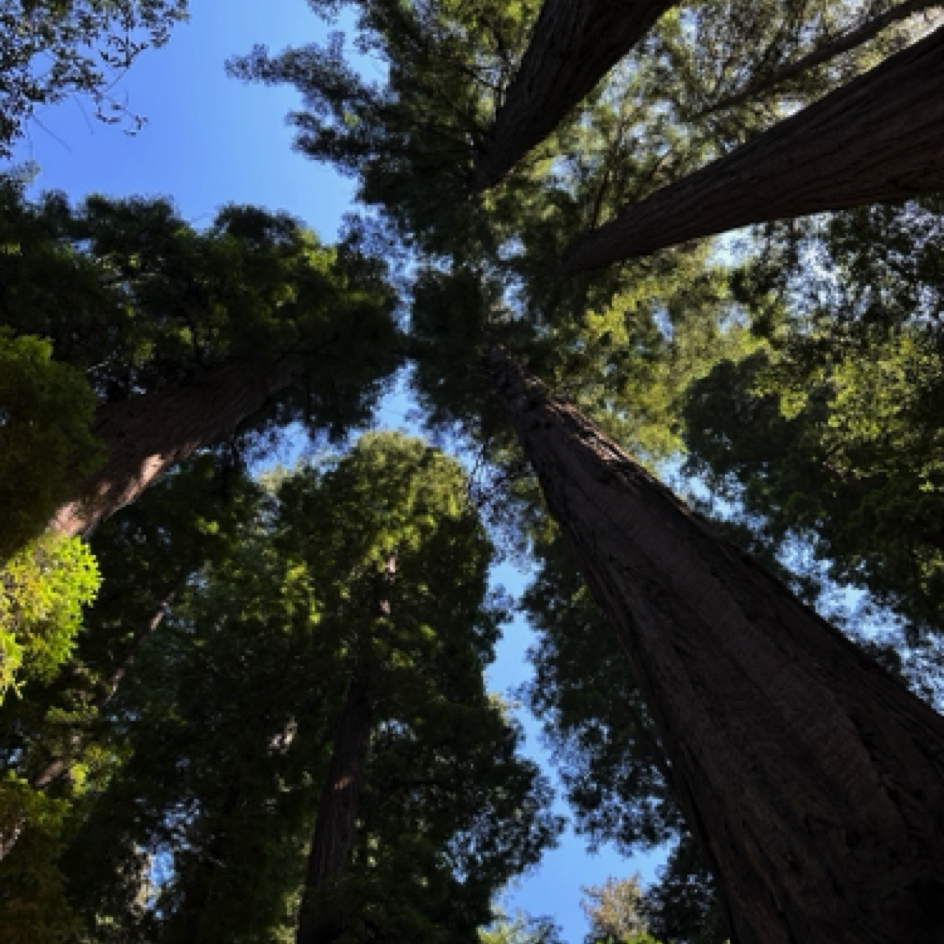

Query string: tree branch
703 0 943 115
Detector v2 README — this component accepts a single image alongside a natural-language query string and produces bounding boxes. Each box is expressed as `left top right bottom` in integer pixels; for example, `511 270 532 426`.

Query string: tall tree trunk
471 0 677 192
561 23 944 273
296 660 373 944
297 553 395 944
50 356 301 537
486 346 944 944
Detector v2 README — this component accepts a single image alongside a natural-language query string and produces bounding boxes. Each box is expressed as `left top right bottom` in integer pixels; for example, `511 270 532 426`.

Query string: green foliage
0 780 76 944
0 330 102 561
649 0 924 146
641 833 729 944
6 6 939 944
520 531 681 855
55 435 560 944
683 197 944 642
0 0 188 156
229 0 760 502
0 179 401 446
0 455 265 941
228 0 542 257
480 907 564 944
580 875 647 944
0 533 99 700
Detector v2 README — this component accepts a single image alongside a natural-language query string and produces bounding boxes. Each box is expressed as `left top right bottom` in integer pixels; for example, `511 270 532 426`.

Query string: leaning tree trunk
296 660 373 944
487 346 944 944
561 22 944 273
471 0 677 192
50 356 300 537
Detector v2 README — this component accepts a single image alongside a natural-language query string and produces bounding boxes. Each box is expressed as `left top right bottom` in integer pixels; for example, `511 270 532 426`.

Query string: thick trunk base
490 348 944 944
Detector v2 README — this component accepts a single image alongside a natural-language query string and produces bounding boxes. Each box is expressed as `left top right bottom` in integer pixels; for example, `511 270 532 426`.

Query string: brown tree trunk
50 356 301 537
487 346 944 944
702 0 943 115
561 23 944 273
296 660 373 944
471 0 677 192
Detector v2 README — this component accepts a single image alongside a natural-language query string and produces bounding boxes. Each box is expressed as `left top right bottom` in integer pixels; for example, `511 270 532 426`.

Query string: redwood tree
278 434 560 944
561 22 944 272
49 357 300 536
0 185 399 542
53 434 560 944
471 0 678 192
487 346 944 944
297 659 373 944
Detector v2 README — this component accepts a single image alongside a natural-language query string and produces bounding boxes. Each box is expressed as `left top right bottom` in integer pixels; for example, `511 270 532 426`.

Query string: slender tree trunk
50 356 301 537
471 0 677 192
561 23 944 273
297 554 395 944
0 586 179 863
487 346 944 944
296 660 373 944
704 0 943 115
95 583 181 705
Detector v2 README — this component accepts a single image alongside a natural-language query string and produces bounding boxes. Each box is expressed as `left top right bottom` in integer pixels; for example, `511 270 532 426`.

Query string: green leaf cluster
0 178 401 443
0 533 99 701
0 329 103 561
684 198 944 642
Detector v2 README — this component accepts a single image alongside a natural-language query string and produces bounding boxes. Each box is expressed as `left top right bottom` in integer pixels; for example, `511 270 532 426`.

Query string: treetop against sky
5 0 944 941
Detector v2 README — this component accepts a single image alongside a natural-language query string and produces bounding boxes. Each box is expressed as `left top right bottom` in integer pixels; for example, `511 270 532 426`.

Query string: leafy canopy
0 0 188 156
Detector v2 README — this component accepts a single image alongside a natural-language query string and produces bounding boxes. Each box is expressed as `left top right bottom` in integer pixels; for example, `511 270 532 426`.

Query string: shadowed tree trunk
486 346 944 944
297 554 394 944
296 660 373 944
561 23 944 273
471 0 677 192
50 356 301 537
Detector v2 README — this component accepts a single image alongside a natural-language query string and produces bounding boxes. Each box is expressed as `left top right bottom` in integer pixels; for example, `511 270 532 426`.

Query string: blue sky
11 1 666 937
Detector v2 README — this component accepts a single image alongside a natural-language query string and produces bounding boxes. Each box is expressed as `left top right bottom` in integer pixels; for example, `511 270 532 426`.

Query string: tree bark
50 356 301 537
702 0 943 115
296 660 373 944
487 346 944 944
561 23 944 273
471 0 677 192
297 553 396 944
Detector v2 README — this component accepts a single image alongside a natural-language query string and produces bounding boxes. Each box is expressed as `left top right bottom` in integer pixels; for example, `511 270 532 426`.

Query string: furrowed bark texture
561 23 944 273
297 663 373 944
487 347 944 944
472 0 677 192
50 357 300 537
